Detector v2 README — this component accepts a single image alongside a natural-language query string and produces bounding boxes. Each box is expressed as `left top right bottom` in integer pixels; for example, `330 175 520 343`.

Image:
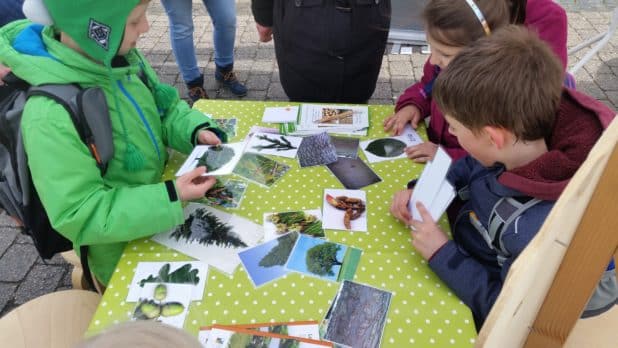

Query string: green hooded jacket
0 20 225 285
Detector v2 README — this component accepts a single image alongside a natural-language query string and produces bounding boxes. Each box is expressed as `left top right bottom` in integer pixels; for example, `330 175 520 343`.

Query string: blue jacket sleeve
428 201 553 326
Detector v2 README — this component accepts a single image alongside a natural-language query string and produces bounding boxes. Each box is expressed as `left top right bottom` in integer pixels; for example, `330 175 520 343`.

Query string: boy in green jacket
0 0 225 286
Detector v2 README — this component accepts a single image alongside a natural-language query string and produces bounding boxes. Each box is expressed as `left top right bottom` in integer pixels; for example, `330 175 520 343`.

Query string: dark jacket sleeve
251 0 274 26
395 58 437 117
428 202 553 327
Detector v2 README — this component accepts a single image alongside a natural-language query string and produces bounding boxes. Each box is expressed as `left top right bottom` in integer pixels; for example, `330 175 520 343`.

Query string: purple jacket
395 0 568 161
428 89 614 329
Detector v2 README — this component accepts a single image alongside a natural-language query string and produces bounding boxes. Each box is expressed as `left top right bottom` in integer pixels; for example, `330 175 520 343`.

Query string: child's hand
197 130 221 146
409 202 449 260
383 105 422 135
176 166 217 201
390 189 413 225
405 141 438 163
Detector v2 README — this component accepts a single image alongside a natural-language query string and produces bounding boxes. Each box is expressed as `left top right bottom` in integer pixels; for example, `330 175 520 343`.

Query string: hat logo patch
88 19 111 50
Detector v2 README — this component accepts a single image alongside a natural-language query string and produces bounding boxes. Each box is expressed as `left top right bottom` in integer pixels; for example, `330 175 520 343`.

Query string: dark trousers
272 0 391 103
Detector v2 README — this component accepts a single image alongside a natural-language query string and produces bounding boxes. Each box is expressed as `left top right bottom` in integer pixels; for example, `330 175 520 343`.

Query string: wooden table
86 100 477 347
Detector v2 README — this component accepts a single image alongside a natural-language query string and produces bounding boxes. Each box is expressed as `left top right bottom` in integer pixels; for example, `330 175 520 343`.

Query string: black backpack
0 72 114 290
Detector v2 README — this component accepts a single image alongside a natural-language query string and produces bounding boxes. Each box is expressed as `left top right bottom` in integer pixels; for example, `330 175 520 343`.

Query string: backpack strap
27 85 112 175
25 84 113 292
469 197 543 266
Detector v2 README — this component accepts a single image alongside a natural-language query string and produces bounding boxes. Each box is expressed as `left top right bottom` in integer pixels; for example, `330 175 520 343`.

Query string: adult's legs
202 0 236 69
203 0 246 96
160 0 201 84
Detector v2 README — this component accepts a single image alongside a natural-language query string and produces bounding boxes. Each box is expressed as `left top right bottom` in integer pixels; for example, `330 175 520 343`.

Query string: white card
360 125 423 163
262 106 299 123
408 147 454 220
175 142 245 176
322 189 367 232
152 203 264 275
245 132 302 158
132 283 192 329
126 262 207 302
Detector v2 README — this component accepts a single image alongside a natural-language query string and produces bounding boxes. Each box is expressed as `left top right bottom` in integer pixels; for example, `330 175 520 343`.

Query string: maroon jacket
395 0 568 161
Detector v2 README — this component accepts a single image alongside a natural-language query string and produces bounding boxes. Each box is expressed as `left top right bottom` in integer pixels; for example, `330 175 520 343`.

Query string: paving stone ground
1 0 617 318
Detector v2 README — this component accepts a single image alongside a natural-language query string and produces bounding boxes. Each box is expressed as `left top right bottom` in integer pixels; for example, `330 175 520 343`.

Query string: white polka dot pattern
85 100 476 346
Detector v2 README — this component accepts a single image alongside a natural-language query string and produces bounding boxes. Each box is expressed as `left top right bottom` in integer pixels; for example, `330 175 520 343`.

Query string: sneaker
215 65 247 97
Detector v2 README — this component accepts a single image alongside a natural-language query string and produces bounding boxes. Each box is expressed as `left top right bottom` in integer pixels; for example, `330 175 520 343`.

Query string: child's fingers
181 166 207 182
416 201 434 223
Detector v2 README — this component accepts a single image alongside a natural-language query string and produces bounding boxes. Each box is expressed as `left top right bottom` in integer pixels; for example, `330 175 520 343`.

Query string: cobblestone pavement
1 0 617 317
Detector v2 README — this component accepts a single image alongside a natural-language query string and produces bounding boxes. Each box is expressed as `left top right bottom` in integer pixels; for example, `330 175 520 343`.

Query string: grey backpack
0 73 114 290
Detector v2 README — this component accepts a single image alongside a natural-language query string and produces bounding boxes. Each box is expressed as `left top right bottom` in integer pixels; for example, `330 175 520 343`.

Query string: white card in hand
175 142 244 177
408 147 454 220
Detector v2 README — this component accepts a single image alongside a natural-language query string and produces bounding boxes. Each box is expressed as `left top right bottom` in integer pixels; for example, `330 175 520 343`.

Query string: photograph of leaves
139 263 200 287
202 179 247 208
266 211 324 238
252 134 298 152
171 207 247 248
233 153 291 187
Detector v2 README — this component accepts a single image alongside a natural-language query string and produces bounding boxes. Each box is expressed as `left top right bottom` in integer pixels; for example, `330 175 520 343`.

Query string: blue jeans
160 0 236 84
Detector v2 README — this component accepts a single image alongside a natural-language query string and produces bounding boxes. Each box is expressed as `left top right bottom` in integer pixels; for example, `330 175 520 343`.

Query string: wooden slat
525 144 618 347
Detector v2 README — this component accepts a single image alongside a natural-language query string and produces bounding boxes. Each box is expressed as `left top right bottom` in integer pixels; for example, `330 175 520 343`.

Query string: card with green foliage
263 209 325 240
176 142 245 177
126 262 208 302
133 283 193 329
232 153 291 188
152 203 264 275
285 235 362 282
200 178 248 209
213 118 238 138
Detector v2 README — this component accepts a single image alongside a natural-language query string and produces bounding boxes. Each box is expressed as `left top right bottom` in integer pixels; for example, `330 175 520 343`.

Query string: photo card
323 281 392 348
329 136 360 159
286 235 361 282
152 203 264 275
132 283 193 329
232 153 291 188
239 232 298 287
263 209 324 241
297 132 338 168
126 261 207 302
322 189 367 232
200 178 248 209
360 125 424 163
326 157 381 190
213 118 238 139
245 132 302 159
176 142 245 177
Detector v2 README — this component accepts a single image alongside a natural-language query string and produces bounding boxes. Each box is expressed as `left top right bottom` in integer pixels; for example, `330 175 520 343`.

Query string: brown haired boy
390 25 616 329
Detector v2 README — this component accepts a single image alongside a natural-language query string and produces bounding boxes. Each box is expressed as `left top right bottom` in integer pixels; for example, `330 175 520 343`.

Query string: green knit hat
42 0 140 66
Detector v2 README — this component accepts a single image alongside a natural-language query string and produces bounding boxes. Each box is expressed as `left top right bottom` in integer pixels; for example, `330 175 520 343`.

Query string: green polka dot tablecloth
86 100 477 346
